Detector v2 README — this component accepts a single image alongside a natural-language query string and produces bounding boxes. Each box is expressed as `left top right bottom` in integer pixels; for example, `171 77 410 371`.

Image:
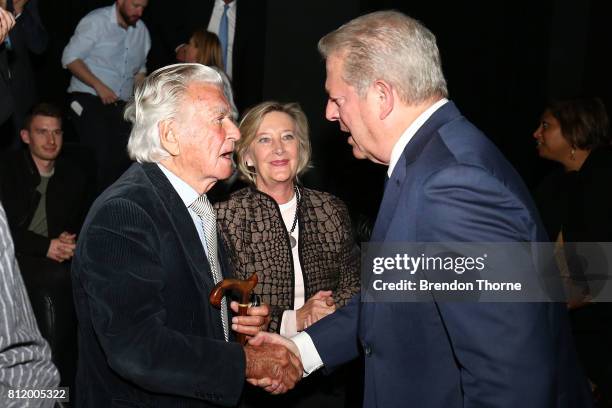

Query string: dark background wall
31 0 611 220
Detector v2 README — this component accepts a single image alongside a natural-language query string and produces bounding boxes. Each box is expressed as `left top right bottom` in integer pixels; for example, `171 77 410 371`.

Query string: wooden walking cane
209 272 258 345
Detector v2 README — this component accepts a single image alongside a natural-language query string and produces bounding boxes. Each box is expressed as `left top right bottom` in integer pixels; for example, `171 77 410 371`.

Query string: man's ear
20 129 31 145
374 80 394 120
158 120 180 156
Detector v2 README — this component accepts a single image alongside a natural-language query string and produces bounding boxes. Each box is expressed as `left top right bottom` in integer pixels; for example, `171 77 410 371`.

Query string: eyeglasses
32 128 64 137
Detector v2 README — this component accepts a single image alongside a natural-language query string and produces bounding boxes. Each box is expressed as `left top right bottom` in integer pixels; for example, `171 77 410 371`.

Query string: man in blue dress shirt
62 0 150 192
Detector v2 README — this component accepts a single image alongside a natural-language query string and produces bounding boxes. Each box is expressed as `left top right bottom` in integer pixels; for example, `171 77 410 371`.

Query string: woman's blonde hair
236 101 311 184
190 29 223 69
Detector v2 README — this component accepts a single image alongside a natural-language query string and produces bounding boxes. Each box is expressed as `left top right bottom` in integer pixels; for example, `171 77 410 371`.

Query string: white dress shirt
387 98 448 177
157 164 212 259
278 193 305 338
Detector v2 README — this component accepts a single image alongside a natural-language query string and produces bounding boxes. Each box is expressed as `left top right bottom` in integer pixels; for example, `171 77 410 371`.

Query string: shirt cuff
280 310 298 338
291 332 324 377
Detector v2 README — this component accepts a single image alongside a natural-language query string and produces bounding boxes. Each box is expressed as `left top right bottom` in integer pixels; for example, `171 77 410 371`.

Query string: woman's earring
570 148 576 160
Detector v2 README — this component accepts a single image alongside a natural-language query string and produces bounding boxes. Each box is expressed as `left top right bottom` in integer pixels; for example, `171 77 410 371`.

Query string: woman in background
176 28 237 119
533 96 612 407
215 101 360 407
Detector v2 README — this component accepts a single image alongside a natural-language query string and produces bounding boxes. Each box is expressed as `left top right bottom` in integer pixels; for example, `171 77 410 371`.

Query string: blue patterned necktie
218 3 230 71
190 194 229 341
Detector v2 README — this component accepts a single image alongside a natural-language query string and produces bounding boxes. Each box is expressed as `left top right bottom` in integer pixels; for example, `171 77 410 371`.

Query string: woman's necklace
288 186 301 248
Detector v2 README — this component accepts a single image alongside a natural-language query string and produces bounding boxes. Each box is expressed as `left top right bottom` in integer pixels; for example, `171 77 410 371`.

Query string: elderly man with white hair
71 63 302 407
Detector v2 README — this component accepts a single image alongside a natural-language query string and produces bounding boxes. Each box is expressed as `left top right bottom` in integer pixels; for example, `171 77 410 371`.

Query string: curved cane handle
209 272 258 344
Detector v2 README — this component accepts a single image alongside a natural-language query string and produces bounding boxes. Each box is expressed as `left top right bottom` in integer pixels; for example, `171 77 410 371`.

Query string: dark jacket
306 101 592 408
564 146 612 242
72 163 245 407
215 186 360 333
0 149 89 257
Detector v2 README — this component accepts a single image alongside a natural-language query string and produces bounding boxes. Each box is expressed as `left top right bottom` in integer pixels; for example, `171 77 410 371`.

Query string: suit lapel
371 155 406 241
141 163 216 292
370 101 462 242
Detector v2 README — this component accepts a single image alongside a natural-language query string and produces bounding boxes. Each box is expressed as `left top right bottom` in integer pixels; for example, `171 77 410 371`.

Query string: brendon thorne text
372 279 522 292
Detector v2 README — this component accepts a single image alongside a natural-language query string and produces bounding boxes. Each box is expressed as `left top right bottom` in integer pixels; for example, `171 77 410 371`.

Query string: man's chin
217 167 235 181
351 146 368 160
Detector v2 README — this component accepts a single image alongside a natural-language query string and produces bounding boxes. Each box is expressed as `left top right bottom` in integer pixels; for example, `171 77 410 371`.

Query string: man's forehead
183 82 229 111
32 115 62 126
325 54 345 84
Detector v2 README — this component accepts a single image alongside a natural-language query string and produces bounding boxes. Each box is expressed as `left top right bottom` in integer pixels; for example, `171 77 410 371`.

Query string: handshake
244 332 303 394
231 301 305 395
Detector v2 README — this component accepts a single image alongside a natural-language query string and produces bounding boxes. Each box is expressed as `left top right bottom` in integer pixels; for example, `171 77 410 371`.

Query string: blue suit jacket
72 163 245 407
307 102 592 407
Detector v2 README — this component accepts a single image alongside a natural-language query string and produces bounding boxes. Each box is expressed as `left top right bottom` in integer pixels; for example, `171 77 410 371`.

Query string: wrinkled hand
47 237 76 263
231 301 270 338
0 7 16 43
95 83 118 104
245 334 302 394
296 290 335 331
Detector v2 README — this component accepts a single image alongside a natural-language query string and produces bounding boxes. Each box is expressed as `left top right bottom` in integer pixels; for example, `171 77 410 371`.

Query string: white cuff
280 310 298 338
291 332 324 377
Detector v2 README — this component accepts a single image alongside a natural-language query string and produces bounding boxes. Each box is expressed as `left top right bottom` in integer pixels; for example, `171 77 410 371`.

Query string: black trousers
67 92 132 193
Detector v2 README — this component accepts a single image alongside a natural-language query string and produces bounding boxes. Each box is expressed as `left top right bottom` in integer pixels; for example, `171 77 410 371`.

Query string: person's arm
12 0 48 54
251 292 362 384
62 14 117 104
421 164 557 407
304 293 361 370
0 205 59 399
66 59 117 104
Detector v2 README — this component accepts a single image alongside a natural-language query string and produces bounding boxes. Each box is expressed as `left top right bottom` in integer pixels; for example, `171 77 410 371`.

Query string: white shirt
208 0 236 79
278 193 305 338
157 164 211 259
292 97 450 376
387 98 449 177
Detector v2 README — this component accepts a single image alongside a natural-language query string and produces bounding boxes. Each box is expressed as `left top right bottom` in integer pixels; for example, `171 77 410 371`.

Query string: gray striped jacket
0 204 59 407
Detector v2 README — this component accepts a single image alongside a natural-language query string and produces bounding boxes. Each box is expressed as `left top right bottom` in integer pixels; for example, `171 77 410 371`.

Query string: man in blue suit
250 10 592 407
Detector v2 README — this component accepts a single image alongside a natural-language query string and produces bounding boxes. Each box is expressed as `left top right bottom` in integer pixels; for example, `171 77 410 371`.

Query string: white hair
318 10 448 105
125 63 223 163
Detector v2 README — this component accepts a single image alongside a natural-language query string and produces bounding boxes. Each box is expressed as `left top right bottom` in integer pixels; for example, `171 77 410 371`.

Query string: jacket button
363 343 372 356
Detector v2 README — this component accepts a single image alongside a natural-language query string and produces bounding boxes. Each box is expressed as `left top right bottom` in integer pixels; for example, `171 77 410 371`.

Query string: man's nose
325 100 339 122
226 120 240 141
